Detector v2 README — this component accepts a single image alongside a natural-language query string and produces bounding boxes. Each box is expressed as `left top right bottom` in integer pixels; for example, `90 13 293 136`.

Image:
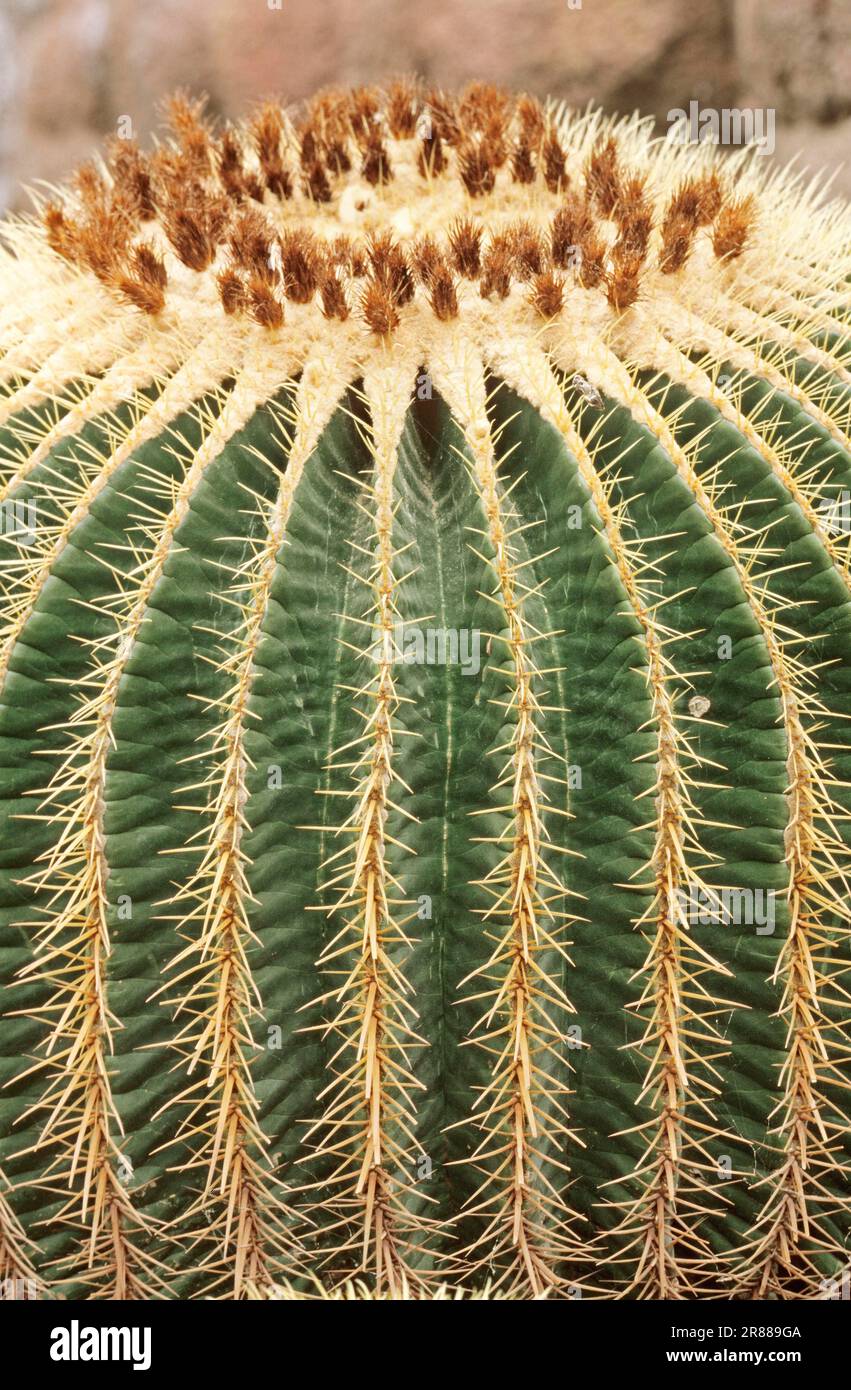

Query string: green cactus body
0 82 849 1301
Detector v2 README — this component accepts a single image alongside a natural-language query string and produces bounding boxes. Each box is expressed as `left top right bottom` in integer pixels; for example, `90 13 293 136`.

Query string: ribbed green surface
1 357 849 1296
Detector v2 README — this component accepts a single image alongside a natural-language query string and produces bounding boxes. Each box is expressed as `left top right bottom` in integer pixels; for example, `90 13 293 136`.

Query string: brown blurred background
0 0 849 210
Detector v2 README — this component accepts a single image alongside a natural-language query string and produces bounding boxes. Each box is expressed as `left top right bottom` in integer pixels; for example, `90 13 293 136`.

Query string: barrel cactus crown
0 78 850 1302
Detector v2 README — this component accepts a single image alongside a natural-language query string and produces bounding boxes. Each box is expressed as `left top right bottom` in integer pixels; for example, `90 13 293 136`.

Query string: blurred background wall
0 0 849 210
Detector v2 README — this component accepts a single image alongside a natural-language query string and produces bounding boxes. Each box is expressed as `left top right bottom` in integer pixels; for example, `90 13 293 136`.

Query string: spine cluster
42 84 756 334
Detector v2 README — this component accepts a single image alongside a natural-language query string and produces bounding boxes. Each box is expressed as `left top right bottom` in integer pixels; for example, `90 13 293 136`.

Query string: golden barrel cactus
0 80 849 1301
